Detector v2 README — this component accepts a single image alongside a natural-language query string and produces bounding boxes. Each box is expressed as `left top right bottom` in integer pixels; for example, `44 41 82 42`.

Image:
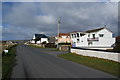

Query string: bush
58 43 71 45
45 43 57 48
113 43 120 52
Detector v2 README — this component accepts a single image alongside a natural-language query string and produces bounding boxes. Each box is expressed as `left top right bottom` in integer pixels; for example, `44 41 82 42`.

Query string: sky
1 1 119 40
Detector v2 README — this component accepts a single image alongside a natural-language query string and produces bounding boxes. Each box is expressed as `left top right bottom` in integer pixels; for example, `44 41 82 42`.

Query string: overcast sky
1 1 119 40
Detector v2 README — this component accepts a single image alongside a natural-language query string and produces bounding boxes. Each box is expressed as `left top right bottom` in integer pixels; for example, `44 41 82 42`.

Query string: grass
29 44 45 48
58 53 120 77
2 45 17 79
51 49 67 51
29 44 56 49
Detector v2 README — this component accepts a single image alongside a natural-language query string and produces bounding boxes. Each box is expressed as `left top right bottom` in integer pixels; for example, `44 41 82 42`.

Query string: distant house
56 33 72 44
70 27 115 48
31 34 48 44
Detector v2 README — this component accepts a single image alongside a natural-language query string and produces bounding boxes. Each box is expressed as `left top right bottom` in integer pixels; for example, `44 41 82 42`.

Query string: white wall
33 35 35 39
36 41 41 44
41 38 48 43
71 48 120 62
89 29 115 47
31 40 35 43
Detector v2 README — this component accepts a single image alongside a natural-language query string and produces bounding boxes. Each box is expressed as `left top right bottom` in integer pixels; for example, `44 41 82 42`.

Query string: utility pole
58 17 61 38
57 17 61 49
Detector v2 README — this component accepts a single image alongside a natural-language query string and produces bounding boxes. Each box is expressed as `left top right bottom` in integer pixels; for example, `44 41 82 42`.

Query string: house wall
70 28 115 47
41 38 48 43
33 35 35 39
88 29 115 47
31 38 48 44
31 40 35 43
71 48 120 62
36 41 41 44
58 36 72 43
70 32 88 47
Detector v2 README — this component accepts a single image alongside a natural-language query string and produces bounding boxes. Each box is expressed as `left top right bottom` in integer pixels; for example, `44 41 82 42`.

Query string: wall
59 45 70 51
31 40 35 43
71 48 120 62
41 38 48 43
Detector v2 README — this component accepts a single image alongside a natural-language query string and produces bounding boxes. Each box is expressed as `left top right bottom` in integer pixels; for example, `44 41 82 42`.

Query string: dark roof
85 27 112 33
85 27 104 33
35 34 48 38
69 31 81 33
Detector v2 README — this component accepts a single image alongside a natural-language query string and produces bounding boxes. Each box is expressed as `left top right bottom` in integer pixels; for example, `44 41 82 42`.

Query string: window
74 34 76 38
77 39 79 43
99 34 104 37
80 33 85 37
71 34 73 38
92 34 95 39
77 33 79 37
88 34 90 37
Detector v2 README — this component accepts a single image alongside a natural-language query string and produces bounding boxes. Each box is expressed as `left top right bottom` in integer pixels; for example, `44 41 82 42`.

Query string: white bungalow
70 27 115 49
30 34 48 44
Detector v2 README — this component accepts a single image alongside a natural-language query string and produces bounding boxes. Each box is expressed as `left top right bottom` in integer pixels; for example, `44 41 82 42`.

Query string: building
31 34 48 44
56 33 72 44
70 27 115 48
48 37 56 43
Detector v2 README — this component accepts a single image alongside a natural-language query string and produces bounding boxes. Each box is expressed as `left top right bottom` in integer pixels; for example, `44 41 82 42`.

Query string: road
11 44 116 78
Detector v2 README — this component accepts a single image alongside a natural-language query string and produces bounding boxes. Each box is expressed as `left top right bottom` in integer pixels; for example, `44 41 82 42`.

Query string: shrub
45 43 57 48
113 43 120 52
58 43 71 45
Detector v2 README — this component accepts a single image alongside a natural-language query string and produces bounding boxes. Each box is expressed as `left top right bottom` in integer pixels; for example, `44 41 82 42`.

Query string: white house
30 34 48 44
70 27 115 48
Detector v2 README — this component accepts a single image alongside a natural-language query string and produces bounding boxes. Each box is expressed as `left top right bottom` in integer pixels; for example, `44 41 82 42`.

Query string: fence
71 47 120 63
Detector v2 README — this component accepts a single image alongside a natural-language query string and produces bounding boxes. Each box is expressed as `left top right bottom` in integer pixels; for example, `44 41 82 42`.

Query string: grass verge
29 44 44 48
58 53 120 77
28 44 56 49
2 45 17 79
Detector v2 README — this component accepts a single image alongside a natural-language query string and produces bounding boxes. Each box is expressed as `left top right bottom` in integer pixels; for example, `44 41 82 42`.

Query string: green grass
29 44 56 49
2 45 17 79
29 44 44 48
51 49 66 51
58 53 120 77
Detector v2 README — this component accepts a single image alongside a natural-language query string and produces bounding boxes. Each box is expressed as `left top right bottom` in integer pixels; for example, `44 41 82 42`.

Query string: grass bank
58 53 120 77
2 45 17 79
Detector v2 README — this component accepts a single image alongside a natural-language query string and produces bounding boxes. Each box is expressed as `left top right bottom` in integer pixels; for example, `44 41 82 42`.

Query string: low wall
58 45 70 51
71 48 120 63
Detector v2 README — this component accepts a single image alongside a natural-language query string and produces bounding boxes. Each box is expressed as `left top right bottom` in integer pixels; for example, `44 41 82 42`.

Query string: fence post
68 46 71 53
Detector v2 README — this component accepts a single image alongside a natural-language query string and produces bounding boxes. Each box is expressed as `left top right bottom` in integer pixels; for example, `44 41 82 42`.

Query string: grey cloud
2 2 118 40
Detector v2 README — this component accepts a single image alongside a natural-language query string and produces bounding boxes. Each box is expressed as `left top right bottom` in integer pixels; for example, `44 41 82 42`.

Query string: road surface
11 44 116 78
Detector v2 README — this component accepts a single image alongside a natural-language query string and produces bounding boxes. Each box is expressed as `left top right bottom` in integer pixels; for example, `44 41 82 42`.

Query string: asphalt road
11 44 116 78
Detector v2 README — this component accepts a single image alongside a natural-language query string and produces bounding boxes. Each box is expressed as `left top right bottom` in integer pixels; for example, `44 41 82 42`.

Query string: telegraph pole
58 17 61 38
57 17 61 49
